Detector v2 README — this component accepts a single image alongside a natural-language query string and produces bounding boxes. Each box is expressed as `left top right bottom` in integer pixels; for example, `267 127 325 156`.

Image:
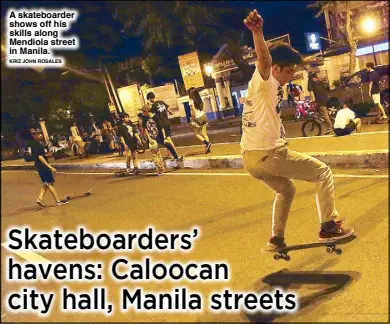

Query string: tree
112 1 250 83
308 1 359 75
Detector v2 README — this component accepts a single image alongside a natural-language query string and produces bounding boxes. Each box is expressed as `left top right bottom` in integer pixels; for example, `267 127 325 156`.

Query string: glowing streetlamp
361 16 378 34
361 16 379 65
204 64 213 75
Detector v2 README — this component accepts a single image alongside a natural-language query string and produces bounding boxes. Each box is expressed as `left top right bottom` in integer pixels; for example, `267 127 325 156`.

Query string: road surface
1 169 388 322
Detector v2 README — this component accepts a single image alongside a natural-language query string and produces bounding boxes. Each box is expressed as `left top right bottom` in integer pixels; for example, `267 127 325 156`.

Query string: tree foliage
307 1 360 74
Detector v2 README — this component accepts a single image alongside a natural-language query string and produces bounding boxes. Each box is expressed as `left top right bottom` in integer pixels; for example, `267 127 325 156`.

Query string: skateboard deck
64 188 93 201
114 168 179 178
262 231 355 261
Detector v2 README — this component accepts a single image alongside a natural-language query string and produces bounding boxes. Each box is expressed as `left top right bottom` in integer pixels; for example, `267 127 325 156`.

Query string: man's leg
243 151 296 239
131 150 138 171
151 148 165 173
38 183 48 201
125 147 131 170
244 147 342 233
164 142 180 159
47 183 60 202
377 103 388 119
36 183 49 206
318 105 333 131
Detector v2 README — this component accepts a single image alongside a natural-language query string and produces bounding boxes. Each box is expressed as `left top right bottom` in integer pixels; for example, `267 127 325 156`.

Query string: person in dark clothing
366 62 387 120
141 105 183 161
287 81 295 107
117 113 142 173
146 92 177 158
28 129 69 207
308 72 333 134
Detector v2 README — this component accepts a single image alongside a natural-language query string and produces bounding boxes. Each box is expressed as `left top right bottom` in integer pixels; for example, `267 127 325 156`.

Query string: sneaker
205 143 212 154
133 168 140 174
56 199 69 206
173 155 184 161
319 222 354 241
36 199 46 207
267 236 287 249
324 128 333 135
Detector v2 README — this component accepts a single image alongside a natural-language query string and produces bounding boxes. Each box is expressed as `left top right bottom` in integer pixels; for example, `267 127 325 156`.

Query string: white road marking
2 170 388 178
52 171 388 178
173 130 389 148
1 241 51 263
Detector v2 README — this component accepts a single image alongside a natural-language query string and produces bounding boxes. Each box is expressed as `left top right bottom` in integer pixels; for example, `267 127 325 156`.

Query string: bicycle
301 107 337 137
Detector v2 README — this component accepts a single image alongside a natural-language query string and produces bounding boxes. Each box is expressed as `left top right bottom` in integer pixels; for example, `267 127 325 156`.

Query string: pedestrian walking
366 62 387 120
28 129 69 207
333 99 361 136
117 113 142 173
141 105 183 161
241 9 354 249
188 87 211 154
308 72 333 134
146 92 177 158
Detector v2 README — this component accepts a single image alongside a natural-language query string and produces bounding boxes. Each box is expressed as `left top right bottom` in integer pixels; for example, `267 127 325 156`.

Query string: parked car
326 64 389 117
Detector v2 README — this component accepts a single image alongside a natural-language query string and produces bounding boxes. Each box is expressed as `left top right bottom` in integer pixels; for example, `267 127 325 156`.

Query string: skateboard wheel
274 254 280 260
284 255 291 261
335 249 342 255
326 247 332 253
65 196 70 201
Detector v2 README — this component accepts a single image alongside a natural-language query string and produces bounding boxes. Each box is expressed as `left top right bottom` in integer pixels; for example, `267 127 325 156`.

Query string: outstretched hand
243 9 264 33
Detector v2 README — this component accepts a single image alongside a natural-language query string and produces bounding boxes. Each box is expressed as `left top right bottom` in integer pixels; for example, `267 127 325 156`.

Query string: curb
2 150 388 172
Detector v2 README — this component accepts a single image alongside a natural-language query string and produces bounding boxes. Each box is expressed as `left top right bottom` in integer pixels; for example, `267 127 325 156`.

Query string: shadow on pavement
246 268 361 322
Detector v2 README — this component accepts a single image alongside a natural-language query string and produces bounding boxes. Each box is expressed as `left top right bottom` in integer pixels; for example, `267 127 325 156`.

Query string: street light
205 64 213 75
361 16 378 34
361 16 379 65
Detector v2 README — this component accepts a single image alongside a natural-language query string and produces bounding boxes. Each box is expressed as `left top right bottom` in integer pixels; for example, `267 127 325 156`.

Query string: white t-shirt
334 108 355 129
240 66 287 153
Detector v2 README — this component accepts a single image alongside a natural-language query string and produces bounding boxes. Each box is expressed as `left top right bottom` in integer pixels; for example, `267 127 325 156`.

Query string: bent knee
314 165 332 182
280 181 296 199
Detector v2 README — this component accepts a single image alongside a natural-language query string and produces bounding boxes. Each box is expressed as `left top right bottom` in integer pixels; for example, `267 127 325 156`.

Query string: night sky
2 1 327 59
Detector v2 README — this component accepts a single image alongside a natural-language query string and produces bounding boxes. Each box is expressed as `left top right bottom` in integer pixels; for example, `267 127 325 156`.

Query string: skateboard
114 168 179 178
367 117 388 125
64 188 93 201
261 232 355 261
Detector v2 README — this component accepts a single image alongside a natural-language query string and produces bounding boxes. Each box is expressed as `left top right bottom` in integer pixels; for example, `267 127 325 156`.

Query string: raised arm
244 9 272 80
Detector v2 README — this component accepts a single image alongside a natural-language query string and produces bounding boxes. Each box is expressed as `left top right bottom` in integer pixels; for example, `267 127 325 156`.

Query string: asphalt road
1 169 389 322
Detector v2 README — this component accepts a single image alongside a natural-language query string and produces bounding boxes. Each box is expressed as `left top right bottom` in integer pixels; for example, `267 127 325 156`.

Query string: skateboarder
241 9 353 249
117 113 142 173
146 92 177 158
28 129 69 207
141 105 183 161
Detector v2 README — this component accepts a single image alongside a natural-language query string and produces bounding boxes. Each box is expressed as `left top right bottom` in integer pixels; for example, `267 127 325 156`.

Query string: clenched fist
243 9 264 33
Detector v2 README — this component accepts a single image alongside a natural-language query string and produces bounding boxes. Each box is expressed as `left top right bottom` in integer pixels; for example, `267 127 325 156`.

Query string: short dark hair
344 99 353 108
269 42 302 68
146 92 155 100
120 113 129 119
366 62 374 69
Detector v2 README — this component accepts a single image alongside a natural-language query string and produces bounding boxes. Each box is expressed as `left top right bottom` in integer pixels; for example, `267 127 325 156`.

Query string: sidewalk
2 131 388 171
